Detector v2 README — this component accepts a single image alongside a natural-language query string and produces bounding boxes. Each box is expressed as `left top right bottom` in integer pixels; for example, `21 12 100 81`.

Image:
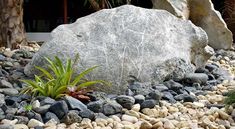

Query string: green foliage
224 89 235 106
21 54 107 99
24 104 33 112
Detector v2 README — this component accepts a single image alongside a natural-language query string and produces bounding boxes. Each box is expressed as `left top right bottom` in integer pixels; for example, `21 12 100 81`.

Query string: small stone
102 101 122 116
121 114 138 123
62 110 82 125
125 110 140 118
149 90 162 101
27 119 44 128
80 118 93 128
3 50 14 57
64 96 87 111
1 119 18 125
49 100 69 119
162 92 176 103
134 95 145 104
140 121 152 129
32 100 40 109
0 88 19 96
43 112 60 124
163 120 175 129
13 124 28 129
116 95 135 110
152 121 163 128
193 102 205 108
79 109 95 120
110 115 121 122
87 100 103 113
218 110 229 120
0 80 13 88
184 73 208 84
0 124 14 129
34 105 50 114
40 97 55 106
14 116 29 124
140 99 157 109
131 104 141 112
168 106 179 113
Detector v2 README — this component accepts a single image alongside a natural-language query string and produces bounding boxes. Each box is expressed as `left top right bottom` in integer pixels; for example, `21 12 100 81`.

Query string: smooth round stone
13 124 29 129
163 120 175 129
134 95 145 104
27 119 44 128
0 124 14 129
131 104 141 112
121 114 138 123
140 121 152 129
140 99 157 109
110 115 121 122
116 95 135 110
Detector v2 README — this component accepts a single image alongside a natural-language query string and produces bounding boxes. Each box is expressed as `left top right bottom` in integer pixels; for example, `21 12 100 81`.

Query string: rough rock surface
152 0 233 50
151 0 189 19
24 5 211 93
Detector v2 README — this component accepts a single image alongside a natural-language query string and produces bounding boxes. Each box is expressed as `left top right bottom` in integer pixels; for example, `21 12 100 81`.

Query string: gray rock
0 54 6 61
25 5 211 93
116 95 135 110
40 97 55 106
49 100 69 119
0 88 19 96
43 112 60 123
0 108 5 120
154 58 195 83
183 94 197 102
62 110 82 125
163 80 183 92
102 101 122 116
0 93 5 106
129 82 152 95
5 108 17 115
0 80 13 88
94 113 109 119
15 116 29 124
64 96 87 111
79 109 95 120
184 86 197 93
0 124 14 129
140 99 158 109
212 68 233 80
34 105 50 114
87 100 104 113
174 94 185 101
148 90 162 100
152 84 168 92
134 95 145 104
184 73 208 84
162 91 176 103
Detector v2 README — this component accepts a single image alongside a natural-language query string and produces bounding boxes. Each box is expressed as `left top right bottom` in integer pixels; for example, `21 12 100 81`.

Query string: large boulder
151 0 189 19
151 0 233 50
24 5 211 93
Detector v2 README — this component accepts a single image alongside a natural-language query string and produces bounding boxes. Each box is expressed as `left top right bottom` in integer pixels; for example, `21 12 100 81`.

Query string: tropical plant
21 54 107 99
24 104 33 112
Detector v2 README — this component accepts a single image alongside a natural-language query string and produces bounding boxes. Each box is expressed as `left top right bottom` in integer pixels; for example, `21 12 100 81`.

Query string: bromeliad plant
21 54 107 99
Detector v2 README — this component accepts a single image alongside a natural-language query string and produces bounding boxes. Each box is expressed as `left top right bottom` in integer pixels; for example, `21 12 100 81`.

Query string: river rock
25 5 211 93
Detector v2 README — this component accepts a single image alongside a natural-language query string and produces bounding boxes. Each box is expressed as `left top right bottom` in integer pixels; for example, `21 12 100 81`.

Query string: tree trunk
0 0 27 49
